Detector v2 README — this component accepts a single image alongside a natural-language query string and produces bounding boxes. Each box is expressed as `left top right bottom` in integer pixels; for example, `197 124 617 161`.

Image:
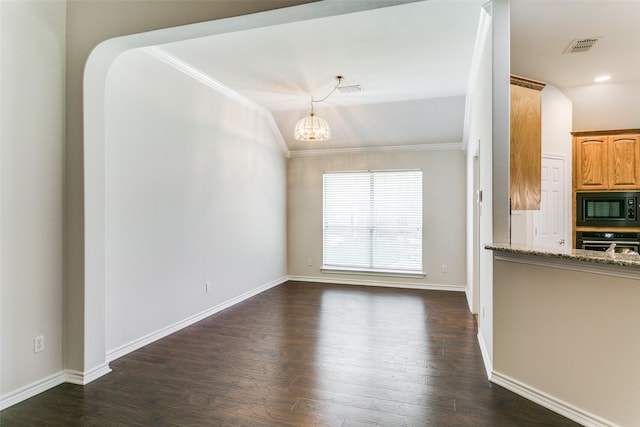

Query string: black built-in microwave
576 192 640 227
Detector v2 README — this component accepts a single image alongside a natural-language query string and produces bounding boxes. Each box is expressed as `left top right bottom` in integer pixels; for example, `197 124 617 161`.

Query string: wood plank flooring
1 281 580 426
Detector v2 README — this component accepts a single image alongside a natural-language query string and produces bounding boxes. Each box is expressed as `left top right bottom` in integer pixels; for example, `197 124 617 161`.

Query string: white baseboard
491 371 619 427
0 371 66 411
107 275 463 364
287 275 466 292
0 276 459 413
64 363 112 385
477 328 492 379
464 287 473 313
106 276 287 363
0 363 115 411
1 277 287 412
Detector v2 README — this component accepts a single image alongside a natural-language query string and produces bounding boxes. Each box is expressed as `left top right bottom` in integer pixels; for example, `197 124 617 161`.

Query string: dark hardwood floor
1 281 580 426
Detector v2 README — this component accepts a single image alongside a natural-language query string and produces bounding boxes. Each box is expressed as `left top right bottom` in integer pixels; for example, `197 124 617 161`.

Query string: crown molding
143 46 290 157
289 142 463 158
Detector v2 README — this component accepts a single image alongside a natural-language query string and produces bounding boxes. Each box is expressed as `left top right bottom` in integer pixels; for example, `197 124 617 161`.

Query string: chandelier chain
309 76 344 111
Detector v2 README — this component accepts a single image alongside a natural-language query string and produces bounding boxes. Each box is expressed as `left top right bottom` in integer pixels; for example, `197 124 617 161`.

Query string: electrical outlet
307 258 313 266
441 264 448 273
205 282 211 293
34 335 45 353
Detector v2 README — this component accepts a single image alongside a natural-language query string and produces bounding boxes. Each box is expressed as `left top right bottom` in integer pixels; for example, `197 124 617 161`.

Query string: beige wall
494 255 640 426
0 0 66 403
287 148 467 289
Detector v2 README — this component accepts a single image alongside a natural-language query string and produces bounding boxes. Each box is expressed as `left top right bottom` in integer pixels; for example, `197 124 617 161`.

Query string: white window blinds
323 170 423 274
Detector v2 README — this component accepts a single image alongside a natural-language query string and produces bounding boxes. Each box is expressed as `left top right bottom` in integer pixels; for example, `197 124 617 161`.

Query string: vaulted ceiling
150 0 640 152
158 0 485 151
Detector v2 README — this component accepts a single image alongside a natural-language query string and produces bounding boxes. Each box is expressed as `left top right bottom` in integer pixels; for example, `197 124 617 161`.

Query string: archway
81 0 403 382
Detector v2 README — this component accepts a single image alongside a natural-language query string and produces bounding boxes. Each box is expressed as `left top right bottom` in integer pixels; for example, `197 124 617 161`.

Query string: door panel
533 157 565 248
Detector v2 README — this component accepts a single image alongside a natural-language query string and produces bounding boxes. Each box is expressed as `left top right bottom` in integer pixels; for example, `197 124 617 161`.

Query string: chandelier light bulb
294 111 331 141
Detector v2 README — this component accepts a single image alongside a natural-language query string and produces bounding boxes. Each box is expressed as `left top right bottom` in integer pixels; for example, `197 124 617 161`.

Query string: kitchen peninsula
486 243 640 427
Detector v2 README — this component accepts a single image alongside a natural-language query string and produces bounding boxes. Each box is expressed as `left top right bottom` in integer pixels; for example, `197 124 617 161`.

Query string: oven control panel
575 231 640 253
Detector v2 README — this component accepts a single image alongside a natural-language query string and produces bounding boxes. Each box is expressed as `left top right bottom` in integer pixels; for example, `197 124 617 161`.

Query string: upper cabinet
609 135 640 189
573 130 640 190
510 75 546 210
574 136 608 190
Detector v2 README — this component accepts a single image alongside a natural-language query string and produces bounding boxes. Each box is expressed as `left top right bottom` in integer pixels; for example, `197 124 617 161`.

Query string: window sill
321 267 426 279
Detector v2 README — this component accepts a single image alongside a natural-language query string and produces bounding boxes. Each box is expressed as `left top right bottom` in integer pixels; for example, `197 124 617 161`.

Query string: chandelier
294 76 344 142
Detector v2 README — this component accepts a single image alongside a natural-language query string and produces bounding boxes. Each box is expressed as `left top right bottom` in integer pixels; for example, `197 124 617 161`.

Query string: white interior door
533 156 565 248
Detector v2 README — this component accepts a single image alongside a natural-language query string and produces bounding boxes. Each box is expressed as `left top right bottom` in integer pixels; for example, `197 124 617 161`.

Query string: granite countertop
485 243 640 268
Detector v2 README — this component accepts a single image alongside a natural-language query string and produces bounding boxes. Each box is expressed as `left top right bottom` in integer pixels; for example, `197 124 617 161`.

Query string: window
322 170 423 275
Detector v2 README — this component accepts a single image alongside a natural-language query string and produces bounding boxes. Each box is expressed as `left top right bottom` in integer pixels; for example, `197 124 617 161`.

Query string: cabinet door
574 136 608 190
510 83 541 210
608 135 640 189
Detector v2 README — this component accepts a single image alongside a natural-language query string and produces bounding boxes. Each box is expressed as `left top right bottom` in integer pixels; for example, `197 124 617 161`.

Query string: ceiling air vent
565 38 600 54
337 84 363 94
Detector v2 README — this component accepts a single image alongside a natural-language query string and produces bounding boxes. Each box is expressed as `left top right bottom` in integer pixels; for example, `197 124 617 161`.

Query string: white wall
491 0 511 244
104 48 288 355
465 6 493 326
287 148 466 290
464 7 491 315
0 0 66 406
470 6 494 372
565 81 640 131
540 85 574 169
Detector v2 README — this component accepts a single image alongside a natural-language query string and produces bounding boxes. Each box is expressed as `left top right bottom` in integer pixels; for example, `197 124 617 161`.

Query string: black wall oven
576 192 640 228
576 231 640 254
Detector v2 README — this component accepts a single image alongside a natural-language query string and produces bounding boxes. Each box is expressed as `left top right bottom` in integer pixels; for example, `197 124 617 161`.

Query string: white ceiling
156 0 640 152
159 0 485 151
510 0 640 89
511 0 640 131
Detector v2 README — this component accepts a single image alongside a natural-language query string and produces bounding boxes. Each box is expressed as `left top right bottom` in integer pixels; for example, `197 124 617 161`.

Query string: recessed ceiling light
594 75 611 83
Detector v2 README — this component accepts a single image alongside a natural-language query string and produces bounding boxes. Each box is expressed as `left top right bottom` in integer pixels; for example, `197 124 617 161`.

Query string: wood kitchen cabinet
573 131 640 190
608 134 640 189
574 136 608 190
510 75 546 210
